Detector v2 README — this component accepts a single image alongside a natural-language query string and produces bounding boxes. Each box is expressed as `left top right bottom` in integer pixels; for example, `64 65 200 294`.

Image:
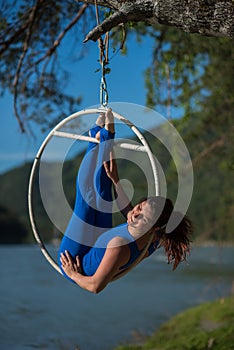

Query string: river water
0 244 233 350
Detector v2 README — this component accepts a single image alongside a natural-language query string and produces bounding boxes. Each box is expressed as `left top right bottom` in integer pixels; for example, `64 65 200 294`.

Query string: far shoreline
192 239 234 248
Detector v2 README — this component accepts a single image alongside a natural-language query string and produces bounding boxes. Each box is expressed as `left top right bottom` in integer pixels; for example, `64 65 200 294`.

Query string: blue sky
0 34 163 174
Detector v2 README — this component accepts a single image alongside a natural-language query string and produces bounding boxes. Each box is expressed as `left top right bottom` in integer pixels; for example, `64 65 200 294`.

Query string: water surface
0 244 233 350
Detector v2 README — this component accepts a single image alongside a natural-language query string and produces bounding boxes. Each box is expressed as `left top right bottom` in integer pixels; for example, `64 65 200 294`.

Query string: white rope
28 107 160 277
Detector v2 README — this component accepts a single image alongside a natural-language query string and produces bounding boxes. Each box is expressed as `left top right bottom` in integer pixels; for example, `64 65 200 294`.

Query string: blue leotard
58 125 158 282
82 222 159 276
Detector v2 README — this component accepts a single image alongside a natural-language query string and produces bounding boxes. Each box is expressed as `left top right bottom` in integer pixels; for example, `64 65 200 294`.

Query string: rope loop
98 34 109 107
95 0 109 107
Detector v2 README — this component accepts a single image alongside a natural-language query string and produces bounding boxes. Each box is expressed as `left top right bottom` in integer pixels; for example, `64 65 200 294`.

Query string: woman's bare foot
96 112 105 127
105 108 115 134
94 112 105 141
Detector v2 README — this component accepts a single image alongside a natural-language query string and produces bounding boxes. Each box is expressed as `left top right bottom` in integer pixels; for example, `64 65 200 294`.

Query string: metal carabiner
100 76 108 108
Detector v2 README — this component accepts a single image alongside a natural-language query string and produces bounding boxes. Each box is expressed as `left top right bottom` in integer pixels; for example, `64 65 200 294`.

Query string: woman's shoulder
94 222 130 248
107 235 129 248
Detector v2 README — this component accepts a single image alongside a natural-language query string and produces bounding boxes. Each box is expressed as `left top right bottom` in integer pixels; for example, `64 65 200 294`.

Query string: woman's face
127 200 154 234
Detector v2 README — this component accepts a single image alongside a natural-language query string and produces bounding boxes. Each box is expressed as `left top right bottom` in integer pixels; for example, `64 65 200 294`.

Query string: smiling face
127 200 155 235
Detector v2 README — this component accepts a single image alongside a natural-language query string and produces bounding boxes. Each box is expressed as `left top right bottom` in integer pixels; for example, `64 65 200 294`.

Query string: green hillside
114 295 234 350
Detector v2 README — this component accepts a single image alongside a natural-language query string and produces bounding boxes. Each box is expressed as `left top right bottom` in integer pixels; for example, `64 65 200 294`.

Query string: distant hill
0 122 233 244
0 204 28 243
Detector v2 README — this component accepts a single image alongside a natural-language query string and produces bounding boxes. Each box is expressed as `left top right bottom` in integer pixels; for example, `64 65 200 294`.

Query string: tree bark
83 0 234 42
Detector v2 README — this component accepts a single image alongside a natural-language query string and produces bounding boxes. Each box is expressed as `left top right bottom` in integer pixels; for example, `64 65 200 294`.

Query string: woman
59 109 192 293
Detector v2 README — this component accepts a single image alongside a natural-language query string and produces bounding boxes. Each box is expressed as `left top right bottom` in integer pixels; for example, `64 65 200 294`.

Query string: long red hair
147 196 193 270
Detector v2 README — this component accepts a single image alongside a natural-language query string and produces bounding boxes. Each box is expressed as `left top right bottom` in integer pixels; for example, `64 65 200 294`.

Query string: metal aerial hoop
28 107 161 276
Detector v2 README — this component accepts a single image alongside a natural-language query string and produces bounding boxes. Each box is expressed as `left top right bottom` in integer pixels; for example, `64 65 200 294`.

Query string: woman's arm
60 238 130 293
113 181 133 218
104 152 133 218
60 251 102 293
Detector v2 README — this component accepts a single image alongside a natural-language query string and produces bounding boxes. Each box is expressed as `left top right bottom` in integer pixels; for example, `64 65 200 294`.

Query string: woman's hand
103 151 119 185
60 250 82 279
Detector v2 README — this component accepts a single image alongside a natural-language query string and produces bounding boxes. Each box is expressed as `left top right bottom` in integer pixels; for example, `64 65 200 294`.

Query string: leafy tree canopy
0 0 233 132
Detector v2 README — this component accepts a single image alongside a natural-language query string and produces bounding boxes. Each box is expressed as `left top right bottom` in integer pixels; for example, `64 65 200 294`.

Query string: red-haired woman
59 109 192 293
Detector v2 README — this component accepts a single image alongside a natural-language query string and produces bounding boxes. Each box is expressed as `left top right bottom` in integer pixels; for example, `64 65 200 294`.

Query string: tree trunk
83 0 234 41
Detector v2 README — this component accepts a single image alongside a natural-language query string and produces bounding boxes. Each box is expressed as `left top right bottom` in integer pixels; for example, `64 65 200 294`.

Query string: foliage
144 26 233 166
141 28 234 241
0 204 28 243
114 295 234 350
1 1 233 133
0 0 89 131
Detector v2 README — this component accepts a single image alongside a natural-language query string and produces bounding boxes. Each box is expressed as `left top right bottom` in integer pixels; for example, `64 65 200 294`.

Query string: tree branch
81 0 119 9
83 0 234 42
192 137 225 167
10 3 89 133
84 9 128 42
185 135 226 172
84 1 154 42
0 15 31 56
153 0 234 38
35 3 89 66
12 0 42 133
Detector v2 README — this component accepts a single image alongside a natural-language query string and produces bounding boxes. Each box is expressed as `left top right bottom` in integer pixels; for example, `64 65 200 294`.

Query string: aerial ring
28 107 161 274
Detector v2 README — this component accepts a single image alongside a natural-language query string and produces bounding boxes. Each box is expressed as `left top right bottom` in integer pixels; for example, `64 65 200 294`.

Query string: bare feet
96 112 105 127
95 108 115 141
94 112 105 141
105 108 115 134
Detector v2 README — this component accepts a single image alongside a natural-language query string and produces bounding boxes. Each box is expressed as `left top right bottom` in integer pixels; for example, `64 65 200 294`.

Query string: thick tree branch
83 0 234 42
153 0 234 38
80 0 118 9
84 0 154 42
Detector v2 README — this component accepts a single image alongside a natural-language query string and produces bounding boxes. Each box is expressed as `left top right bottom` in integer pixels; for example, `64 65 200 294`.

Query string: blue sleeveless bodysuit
82 223 159 276
58 125 159 282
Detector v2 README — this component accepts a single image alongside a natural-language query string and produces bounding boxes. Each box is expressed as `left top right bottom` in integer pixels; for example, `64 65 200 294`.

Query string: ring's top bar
52 130 146 152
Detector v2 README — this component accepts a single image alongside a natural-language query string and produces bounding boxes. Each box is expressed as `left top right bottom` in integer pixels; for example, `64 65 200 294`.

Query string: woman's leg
94 128 115 229
94 109 115 229
58 114 106 279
